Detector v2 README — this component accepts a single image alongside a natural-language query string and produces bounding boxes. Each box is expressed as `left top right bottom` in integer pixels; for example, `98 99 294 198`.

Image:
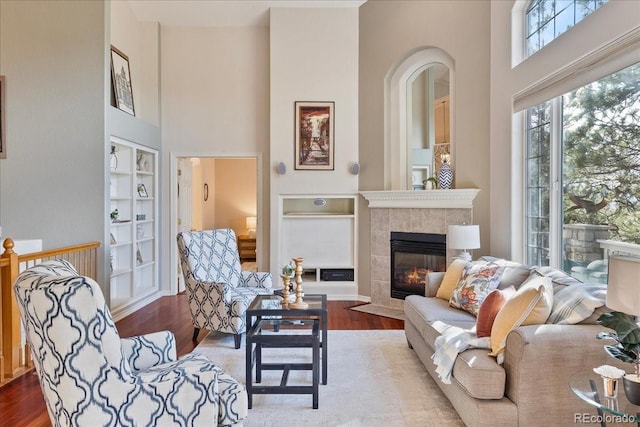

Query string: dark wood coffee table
245 294 327 409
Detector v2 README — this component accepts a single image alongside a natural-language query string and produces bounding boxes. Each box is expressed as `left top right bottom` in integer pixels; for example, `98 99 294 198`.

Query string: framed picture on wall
0 75 5 159
294 101 334 170
110 46 135 116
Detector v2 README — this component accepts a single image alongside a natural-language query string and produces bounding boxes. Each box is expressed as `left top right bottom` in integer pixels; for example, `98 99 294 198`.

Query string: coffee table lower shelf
246 323 321 409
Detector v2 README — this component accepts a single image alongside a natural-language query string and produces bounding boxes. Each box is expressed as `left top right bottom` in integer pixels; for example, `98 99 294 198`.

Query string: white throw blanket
430 321 491 384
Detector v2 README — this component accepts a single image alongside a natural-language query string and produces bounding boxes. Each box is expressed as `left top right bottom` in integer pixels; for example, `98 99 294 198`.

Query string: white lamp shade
447 225 480 250
246 216 257 230
607 255 640 315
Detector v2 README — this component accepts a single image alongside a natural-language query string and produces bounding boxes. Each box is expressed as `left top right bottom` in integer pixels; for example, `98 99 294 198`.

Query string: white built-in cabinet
279 195 358 298
108 136 158 313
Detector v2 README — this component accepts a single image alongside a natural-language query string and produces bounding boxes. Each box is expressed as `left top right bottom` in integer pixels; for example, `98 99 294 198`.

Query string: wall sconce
350 162 360 175
246 216 257 238
277 162 286 175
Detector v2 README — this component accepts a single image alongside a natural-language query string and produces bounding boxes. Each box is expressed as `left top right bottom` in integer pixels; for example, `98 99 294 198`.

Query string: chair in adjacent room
177 228 273 349
14 259 247 427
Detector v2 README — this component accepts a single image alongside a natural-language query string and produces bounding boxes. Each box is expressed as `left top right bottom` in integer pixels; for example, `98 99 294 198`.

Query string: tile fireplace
361 189 479 310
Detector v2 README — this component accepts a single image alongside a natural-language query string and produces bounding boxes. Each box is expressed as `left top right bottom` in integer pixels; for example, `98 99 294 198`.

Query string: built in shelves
278 195 358 299
108 137 159 313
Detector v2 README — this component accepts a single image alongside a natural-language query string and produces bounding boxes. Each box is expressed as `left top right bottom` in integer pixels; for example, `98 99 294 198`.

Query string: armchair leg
192 327 200 341
234 334 242 349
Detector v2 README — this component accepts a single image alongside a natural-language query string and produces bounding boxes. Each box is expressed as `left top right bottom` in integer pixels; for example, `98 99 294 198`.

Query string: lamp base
457 251 472 262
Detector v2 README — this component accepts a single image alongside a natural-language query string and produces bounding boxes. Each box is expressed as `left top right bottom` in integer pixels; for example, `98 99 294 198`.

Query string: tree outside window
525 62 640 282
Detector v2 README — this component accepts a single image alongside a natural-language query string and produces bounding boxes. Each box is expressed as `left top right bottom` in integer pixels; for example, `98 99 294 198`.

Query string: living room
0 0 639 425
1 0 637 306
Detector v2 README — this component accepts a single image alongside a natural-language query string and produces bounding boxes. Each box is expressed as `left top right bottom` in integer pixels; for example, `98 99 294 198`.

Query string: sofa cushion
476 286 516 338
405 295 476 325
489 274 553 357
449 263 505 316
404 295 475 350
435 259 468 300
452 348 506 400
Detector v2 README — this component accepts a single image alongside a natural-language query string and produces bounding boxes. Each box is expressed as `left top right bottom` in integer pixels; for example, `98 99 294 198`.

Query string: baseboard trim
111 290 169 322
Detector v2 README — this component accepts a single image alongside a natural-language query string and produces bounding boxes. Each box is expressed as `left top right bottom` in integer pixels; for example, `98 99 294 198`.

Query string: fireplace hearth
390 232 446 299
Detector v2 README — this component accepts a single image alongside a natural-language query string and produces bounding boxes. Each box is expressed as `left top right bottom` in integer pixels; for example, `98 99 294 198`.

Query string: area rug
194 330 462 426
349 303 405 321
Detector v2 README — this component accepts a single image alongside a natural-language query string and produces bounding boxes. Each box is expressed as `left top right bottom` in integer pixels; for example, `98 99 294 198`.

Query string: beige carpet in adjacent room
193 329 462 427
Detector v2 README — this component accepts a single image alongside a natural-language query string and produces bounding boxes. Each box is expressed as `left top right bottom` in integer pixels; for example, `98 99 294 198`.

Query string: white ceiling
127 0 366 28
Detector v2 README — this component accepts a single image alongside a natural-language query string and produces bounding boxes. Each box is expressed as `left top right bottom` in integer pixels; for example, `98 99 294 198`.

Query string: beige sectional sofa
404 259 621 426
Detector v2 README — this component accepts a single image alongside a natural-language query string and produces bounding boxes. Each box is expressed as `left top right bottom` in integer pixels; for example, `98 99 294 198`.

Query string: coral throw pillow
476 287 516 338
435 258 468 300
449 263 506 316
489 274 553 357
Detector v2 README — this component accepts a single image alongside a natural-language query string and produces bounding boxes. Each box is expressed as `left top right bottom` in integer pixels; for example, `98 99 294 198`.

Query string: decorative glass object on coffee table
245 294 328 409
570 371 640 426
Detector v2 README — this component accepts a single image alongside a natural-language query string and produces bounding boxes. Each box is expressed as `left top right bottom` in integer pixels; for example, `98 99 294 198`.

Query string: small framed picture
294 101 334 170
137 184 149 198
110 46 135 116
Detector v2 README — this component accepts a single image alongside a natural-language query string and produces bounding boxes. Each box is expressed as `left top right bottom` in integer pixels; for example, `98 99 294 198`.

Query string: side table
237 235 256 262
245 294 328 409
570 371 640 426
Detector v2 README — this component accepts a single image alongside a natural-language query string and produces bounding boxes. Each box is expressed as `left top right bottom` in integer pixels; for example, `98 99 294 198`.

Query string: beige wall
160 25 270 284
212 158 257 236
359 0 492 297
0 0 106 251
269 7 360 273
110 0 159 126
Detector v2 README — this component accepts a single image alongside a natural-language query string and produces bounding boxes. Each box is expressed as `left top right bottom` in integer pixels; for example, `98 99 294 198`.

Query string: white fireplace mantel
360 189 480 209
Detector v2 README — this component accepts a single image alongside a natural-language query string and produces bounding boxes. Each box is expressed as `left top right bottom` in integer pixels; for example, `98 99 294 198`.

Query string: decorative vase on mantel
438 159 454 190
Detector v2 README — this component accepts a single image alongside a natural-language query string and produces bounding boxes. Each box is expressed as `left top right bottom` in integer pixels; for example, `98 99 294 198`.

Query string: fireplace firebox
390 232 446 299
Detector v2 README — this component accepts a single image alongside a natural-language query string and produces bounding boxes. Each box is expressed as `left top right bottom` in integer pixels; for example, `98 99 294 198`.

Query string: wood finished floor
0 295 403 427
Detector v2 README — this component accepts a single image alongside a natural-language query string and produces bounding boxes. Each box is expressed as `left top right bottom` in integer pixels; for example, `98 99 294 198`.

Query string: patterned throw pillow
449 263 506 316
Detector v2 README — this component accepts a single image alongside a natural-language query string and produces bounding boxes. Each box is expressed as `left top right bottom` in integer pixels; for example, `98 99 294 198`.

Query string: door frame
169 151 264 295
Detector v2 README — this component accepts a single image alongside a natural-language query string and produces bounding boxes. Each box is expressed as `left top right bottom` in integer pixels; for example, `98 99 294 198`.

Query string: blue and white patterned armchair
177 229 273 349
14 259 247 427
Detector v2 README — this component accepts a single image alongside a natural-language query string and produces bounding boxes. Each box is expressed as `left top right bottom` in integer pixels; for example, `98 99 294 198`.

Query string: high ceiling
127 0 366 28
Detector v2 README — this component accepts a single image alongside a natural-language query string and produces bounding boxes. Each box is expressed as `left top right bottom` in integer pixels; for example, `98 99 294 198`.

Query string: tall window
525 62 640 281
526 0 608 57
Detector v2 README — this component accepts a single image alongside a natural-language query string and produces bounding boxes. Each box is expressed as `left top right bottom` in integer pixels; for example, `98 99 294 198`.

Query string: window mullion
548 97 563 269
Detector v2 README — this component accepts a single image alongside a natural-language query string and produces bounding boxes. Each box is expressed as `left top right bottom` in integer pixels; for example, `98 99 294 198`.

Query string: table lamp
246 216 257 238
606 255 640 316
447 224 480 262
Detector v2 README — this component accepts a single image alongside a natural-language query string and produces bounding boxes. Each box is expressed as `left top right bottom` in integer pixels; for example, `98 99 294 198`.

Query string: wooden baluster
1 238 21 378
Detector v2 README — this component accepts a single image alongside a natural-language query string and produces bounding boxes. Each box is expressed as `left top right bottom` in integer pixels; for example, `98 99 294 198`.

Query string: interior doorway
175 156 259 292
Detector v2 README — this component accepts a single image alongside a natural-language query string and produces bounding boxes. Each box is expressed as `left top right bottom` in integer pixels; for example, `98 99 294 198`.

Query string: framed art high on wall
110 46 135 116
295 101 334 170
